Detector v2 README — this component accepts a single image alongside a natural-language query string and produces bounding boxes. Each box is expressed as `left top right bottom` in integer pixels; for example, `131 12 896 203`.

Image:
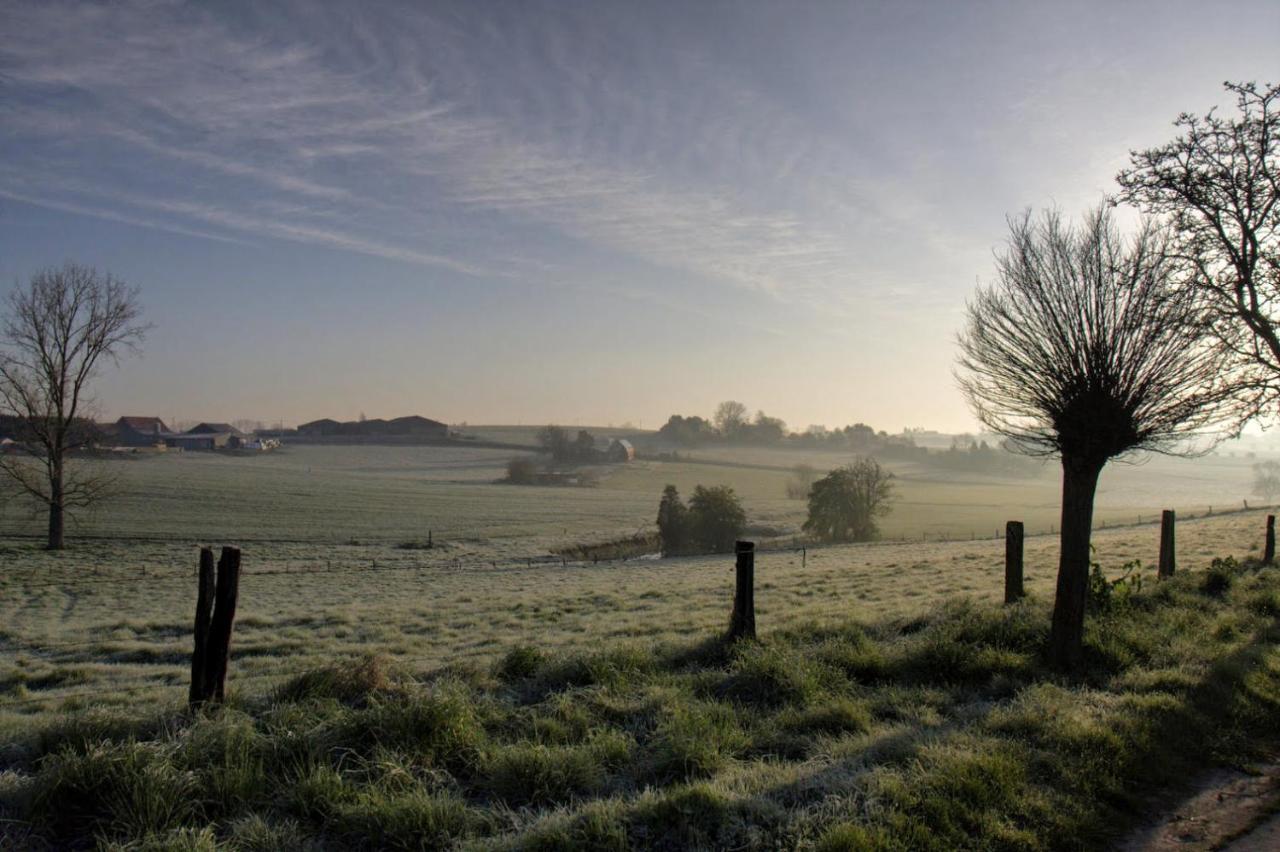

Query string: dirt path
1121 760 1280 851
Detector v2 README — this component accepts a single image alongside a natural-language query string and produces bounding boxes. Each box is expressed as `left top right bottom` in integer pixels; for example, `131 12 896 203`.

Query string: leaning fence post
1266 515 1276 564
189 547 216 707
1004 521 1024 604
726 540 756 641
1158 510 1176 578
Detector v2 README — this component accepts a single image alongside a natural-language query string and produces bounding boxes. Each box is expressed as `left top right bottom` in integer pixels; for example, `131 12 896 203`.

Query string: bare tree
957 207 1236 668
1116 81 1280 419
713 400 748 438
1253 460 1280 502
0 264 149 549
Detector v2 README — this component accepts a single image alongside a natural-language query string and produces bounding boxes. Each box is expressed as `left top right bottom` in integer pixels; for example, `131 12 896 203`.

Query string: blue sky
1 0 1277 431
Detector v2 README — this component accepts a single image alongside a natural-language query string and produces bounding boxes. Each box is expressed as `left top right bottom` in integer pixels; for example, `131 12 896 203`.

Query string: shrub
803 458 895 542
1202 557 1239 597
1087 559 1144 613
505 457 537 484
687 485 747 553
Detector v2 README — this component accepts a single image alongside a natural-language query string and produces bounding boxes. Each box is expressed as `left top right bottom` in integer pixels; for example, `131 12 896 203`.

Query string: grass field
2 540 1280 849
0 441 1276 848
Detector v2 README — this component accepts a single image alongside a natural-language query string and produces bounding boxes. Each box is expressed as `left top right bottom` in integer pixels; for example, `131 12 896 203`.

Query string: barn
297 418 341 437
388 415 448 439
115 416 171 447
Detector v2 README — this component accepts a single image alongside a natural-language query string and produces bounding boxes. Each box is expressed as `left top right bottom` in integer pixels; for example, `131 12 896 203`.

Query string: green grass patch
5 557 1280 848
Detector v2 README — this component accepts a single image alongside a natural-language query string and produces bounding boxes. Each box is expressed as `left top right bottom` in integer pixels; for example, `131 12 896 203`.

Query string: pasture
1 441 1276 849
0 442 1264 720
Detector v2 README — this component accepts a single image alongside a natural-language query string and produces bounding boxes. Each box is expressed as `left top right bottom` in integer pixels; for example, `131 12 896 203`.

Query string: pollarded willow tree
957 206 1240 668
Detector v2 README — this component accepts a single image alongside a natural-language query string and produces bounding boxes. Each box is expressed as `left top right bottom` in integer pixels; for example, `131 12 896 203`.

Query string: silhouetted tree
957 206 1235 668
573 429 597 462
713 400 748 440
0 264 148 549
751 410 787 444
507 457 540 484
802 458 894 542
786 463 817 500
537 425 570 460
687 484 746 553
656 484 689 555
1117 81 1279 420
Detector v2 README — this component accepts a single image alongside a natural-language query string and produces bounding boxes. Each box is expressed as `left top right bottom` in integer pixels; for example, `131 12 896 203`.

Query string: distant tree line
537 425 600 463
656 403 1038 476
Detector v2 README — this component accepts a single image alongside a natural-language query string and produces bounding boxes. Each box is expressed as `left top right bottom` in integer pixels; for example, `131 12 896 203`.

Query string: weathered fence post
726 540 756 641
189 547 215 706
1266 515 1276 564
1158 510 1176 578
189 545 242 707
1004 521 1024 604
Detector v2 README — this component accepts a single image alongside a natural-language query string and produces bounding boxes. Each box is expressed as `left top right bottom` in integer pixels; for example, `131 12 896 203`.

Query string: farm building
296 415 448 440
607 439 635 463
188 422 247 438
297 418 341 437
388 415 449 438
115 416 171 447
165 433 229 451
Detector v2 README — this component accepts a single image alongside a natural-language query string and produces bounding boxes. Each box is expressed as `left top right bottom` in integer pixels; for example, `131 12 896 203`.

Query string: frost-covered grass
3 557 1280 849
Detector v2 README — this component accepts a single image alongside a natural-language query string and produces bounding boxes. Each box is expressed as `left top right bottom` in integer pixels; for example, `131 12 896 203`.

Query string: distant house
607 439 635 463
297 418 341 437
115 416 170 447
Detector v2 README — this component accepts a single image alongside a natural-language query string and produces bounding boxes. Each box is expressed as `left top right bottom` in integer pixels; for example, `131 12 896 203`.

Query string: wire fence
2 501 1264 596
1 502 1273 713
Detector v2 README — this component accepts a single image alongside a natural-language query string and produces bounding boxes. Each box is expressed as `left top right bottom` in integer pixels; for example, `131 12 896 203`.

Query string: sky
1 1 1277 432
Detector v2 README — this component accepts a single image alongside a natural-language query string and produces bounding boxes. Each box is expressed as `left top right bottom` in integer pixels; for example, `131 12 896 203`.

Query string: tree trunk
47 463 65 550
1048 457 1103 669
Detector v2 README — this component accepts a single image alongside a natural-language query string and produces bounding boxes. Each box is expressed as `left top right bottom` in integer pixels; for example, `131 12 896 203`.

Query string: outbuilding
607 439 635 463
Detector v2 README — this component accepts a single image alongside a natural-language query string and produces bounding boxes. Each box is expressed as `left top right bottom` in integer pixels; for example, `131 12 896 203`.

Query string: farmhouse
607 438 636 463
115 416 170 447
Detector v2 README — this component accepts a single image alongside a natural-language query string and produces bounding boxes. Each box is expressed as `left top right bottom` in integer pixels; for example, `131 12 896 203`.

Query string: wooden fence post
1004 521 1024 604
190 545 241 707
1266 515 1276 565
189 547 215 707
726 540 756 642
1158 511 1176 578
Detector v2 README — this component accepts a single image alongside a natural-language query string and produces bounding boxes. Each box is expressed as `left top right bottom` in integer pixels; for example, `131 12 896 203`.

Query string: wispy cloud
0 0 907 309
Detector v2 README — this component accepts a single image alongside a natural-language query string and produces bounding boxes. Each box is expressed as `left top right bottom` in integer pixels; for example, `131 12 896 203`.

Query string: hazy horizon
2 1 1278 431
